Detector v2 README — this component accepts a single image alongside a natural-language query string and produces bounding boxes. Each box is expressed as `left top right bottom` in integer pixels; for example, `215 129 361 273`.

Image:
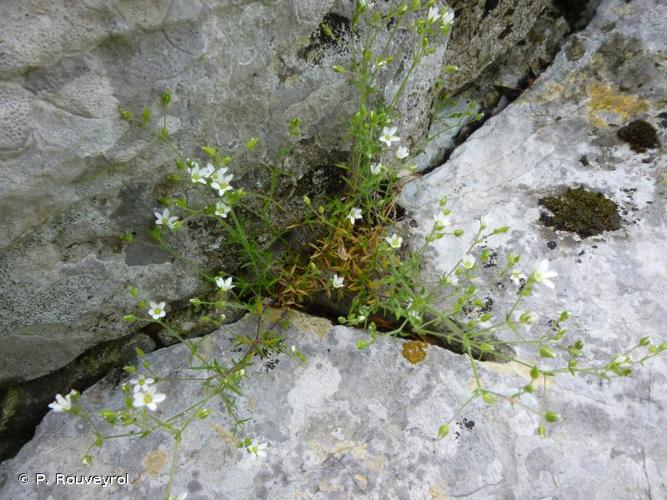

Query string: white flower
379 126 400 147
202 162 215 176
444 273 459 286
130 375 155 393
211 168 234 196
215 201 231 218
148 301 167 320
188 163 213 184
331 274 345 289
215 276 234 292
510 269 527 286
370 162 384 175
427 7 441 22
396 146 409 160
434 211 451 229
347 207 362 225
154 209 178 229
406 299 423 322
384 233 403 249
533 260 558 289
132 386 166 411
371 59 388 72
48 390 77 412
478 318 493 329
461 255 476 270
441 9 455 25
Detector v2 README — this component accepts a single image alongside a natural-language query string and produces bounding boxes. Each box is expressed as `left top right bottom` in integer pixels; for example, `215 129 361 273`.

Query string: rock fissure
0 0 611 466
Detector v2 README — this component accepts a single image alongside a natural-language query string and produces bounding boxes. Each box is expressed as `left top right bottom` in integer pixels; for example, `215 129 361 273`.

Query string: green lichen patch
617 119 660 152
565 35 585 61
539 186 621 238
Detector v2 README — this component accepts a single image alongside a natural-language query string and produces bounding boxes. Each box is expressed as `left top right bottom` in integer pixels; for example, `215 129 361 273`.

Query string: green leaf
123 314 137 323
539 346 556 358
161 91 171 107
530 366 540 379
202 146 218 157
321 23 333 39
196 408 212 419
142 107 151 124
123 365 136 374
544 411 560 423
481 391 496 404
437 424 449 439
245 137 259 150
355 340 369 350
99 409 117 425
288 117 301 136
118 106 133 122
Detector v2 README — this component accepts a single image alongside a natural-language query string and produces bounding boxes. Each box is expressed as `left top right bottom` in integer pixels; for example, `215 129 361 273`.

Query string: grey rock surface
1 0 666 497
0 0 547 388
1 304 665 499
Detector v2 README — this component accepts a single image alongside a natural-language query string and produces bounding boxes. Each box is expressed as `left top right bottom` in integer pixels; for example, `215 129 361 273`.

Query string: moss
0 388 20 433
617 119 659 153
539 187 621 238
565 36 585 61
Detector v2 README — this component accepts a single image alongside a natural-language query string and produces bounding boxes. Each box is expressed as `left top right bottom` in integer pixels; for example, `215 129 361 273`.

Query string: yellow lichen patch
354 474 368 490
287 309 332 339
484 360 532 379
211 423 238 456
428 485 447 499
262 306 286 326
362 453 387 473
586 84 648 128
537 82 565 103
402 340 429 364
142 448 168 476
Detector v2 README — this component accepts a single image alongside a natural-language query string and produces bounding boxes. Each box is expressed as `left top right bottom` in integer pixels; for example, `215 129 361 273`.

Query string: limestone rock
0 0 546 389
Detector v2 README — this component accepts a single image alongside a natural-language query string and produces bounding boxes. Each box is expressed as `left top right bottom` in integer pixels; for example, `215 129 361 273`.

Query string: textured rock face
0 0 548 389
1 303 665 500
1 0 665 496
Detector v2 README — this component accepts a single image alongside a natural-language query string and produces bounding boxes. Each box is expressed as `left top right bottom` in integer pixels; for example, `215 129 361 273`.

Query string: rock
1 302 666 498
2 3 666 494
0 0 546 388
399 0 667 494
0 0 558 458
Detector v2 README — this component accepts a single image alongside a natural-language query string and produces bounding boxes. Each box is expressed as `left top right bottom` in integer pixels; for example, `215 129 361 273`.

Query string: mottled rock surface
2 0 666 497
0 0 547 386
